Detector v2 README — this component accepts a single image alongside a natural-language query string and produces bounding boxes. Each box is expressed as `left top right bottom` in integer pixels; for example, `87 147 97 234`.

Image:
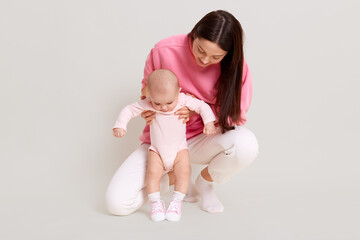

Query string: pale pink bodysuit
113 93 216 171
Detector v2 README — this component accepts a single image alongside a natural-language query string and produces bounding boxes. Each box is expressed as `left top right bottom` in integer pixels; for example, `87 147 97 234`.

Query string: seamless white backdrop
1 0 359 239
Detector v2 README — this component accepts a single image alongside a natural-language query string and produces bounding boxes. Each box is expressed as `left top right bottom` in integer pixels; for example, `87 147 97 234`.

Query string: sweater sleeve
233 60 253 125
113 100 148 131
182 94 217 125
142 48 163 89
142 50 154 89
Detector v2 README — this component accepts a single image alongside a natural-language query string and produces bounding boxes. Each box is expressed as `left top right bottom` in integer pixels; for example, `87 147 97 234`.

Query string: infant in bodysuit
113 69 216 222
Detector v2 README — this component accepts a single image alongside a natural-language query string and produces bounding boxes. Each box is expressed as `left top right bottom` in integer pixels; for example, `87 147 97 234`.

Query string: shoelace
167 200 180 214
151 201 164 213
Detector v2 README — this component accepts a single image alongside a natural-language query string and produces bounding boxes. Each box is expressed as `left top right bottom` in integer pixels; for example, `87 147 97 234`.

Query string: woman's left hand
175 107 194 123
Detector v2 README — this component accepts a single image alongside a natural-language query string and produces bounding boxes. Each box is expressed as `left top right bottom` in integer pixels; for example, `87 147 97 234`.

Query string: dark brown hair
188 10 244 133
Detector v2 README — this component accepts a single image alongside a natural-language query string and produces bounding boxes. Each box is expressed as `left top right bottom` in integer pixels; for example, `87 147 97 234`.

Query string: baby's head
147 69 180 112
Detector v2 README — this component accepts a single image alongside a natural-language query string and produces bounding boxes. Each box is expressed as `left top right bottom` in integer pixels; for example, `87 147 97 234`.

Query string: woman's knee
106 192 139 216
105 145 149 216
227 127 259 169
105 181 145 216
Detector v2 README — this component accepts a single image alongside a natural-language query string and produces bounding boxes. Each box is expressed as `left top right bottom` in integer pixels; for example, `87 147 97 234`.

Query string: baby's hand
203 122 216 136
113 128 126 138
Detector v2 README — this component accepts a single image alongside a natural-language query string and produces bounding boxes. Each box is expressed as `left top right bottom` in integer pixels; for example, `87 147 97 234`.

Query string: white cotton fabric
106 126 259 216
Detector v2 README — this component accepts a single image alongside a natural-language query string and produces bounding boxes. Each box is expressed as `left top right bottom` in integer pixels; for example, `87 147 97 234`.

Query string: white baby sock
172 191 185 201
183 180 201 203
148 192 161 202
195 174 224 213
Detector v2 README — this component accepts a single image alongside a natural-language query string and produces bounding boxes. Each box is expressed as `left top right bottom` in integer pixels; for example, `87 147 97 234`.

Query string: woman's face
192 37 228 67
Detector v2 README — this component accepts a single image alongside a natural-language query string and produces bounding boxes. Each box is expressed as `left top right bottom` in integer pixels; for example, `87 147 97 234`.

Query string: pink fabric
113 93 216 171
140 34 252 144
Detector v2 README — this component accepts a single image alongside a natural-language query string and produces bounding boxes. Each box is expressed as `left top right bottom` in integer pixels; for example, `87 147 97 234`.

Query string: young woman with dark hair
189 10 245 133
106 10 259 217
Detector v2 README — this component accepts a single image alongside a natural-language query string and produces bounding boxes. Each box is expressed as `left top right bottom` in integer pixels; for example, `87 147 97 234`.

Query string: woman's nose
201 56 209 64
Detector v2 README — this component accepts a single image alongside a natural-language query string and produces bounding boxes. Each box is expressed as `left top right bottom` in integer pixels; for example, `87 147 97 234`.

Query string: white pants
106 126 259 215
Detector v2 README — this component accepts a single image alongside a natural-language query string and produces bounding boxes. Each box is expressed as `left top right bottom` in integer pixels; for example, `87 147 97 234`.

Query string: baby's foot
195 175 224 213
150 200 166 222
166 199 182 221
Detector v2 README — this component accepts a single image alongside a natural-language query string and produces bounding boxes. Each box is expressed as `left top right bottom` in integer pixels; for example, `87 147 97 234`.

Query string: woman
106 10 259 215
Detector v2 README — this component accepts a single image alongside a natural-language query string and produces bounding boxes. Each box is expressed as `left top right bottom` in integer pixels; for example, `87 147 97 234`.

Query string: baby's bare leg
146 150 165 194
172 149 190 194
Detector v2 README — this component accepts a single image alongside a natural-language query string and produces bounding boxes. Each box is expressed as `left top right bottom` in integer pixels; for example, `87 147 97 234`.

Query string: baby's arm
113 99 149 137
203 122 216 136
182 94 217 136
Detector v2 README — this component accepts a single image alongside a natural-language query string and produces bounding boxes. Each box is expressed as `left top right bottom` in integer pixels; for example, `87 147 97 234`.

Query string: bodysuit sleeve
113 99 149 130
181 94 217 125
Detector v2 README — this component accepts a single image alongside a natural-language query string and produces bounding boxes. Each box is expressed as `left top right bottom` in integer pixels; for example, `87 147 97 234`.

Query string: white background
1 0 359 239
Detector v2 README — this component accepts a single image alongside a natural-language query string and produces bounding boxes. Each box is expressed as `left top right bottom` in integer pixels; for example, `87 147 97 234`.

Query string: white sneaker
150 200 166 222
166 199 182 222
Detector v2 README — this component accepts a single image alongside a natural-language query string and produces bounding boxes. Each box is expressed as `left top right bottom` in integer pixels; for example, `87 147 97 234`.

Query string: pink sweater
140 34 253 144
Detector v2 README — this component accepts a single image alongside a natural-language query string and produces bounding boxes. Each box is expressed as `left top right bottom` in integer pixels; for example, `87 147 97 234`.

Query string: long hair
188 10 244 133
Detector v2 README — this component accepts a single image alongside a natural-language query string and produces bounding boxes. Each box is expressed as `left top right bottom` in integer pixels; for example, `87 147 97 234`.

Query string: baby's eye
154 103 161 105
167 102 173 105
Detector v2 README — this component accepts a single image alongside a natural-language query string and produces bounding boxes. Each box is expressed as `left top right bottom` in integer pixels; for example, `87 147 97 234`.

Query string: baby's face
149 88 179 112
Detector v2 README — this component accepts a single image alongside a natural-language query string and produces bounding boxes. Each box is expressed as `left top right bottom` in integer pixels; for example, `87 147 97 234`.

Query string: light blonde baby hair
147 69 179 95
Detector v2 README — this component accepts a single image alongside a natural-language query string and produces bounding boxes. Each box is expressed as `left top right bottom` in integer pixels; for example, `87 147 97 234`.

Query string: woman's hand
141 110 156 125
175 93 198 123
175 107 194 123
140 86 155 125
141 86 148 100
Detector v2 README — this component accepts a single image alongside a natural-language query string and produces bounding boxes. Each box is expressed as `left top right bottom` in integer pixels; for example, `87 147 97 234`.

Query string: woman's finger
141 110 155 118
182 117 189 123
177 110 190 116
185 93 196 98
141 111 149 118
175 107 190 115
146 113 155 123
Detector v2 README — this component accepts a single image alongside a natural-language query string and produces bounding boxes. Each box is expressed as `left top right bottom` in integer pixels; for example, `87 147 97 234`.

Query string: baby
113 69 216 221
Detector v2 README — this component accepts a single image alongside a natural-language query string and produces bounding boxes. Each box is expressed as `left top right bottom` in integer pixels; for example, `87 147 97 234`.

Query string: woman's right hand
141 110 156 125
